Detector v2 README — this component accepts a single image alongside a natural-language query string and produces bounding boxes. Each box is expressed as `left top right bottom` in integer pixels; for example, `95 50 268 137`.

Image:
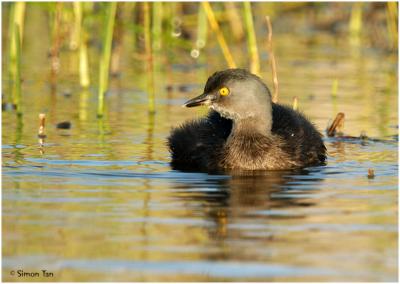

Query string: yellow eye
219 87 230 96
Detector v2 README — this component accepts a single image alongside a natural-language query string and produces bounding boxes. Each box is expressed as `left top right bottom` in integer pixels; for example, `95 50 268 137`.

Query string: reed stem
9 2 25 107
144 2 155 114
202 2 236 68
349 3 363 36
71 2 82 50
77 3 90 88
13 2 25 42
49 3 62 77
265 16 279 103
12 24 22 115
331 79 339 98
224 3 244 42
243 2 260 75
79 32 90 88
97 2 117 117
196 4 208 49
152 2 163 52
386 2 398 50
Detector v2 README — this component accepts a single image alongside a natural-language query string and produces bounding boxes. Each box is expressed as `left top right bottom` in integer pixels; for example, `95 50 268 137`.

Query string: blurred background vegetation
1 2 398 118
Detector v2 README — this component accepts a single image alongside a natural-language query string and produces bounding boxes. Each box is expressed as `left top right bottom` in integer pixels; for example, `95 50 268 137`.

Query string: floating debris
368 168 375 179
38 113 46 153
56 121 71 129
360 131 368 140
327 112 345 137
38 113 46 138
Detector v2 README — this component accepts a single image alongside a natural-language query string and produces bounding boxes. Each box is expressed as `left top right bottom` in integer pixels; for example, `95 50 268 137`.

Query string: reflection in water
174 169 323 245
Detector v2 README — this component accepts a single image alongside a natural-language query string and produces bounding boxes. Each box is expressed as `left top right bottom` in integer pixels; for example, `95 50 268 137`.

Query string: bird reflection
173 168 324 245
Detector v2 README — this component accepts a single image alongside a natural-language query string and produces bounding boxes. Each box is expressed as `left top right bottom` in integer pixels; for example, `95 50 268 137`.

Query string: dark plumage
168 69 326 172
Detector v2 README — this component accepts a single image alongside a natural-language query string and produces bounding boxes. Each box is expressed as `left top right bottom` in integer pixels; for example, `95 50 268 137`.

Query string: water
2 5 398 282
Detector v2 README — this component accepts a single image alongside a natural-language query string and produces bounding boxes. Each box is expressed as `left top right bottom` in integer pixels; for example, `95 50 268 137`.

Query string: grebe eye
219 87 230 96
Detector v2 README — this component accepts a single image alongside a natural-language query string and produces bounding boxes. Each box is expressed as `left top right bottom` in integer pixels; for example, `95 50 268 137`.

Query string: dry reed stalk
386 2 398 50
265 16 279 103
327 112 345 137
202 2 236 68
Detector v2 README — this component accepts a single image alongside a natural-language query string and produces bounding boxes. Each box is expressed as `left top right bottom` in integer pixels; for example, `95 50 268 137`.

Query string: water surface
2 5 398 282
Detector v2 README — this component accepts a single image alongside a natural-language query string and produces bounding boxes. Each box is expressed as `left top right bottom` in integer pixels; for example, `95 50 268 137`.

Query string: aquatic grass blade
243 2 260 75
97 2 117 117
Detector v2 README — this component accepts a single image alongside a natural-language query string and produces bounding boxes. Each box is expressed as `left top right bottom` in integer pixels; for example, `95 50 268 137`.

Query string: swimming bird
168 68 326 172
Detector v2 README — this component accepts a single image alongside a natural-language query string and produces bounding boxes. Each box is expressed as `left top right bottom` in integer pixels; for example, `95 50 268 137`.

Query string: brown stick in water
367 168 375 179
327 112 345 137
38 113 46 139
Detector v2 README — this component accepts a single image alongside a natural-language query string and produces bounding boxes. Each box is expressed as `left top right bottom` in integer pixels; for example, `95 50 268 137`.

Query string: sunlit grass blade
202 2 236 68
78 3 90 88
196 4 208 49
152 2 163 52
243 2 260 75
79 32 90 88
12 24 22 115
71 2 82 50
8 2 25 107
349 3 363 36
97 2 117 117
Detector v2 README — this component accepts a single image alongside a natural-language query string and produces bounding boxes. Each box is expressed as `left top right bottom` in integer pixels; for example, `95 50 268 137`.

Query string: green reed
97 2 117 117
196 4 208 50
8 2 25 109
349 3 363 36
243 2 260 75
152 2 163 52
12 24 22 115
74 2 90 88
